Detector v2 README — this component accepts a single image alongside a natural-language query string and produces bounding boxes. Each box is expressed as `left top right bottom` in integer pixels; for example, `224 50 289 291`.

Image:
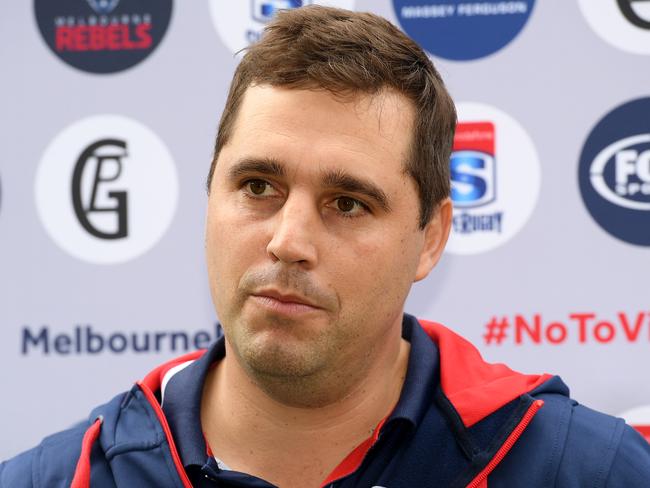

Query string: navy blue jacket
2 315 650 487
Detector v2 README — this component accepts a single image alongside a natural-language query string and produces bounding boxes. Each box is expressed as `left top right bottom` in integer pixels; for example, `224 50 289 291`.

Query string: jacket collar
155 315 440 469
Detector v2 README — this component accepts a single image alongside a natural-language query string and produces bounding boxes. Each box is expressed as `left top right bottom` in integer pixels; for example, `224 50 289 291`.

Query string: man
2 5 650 487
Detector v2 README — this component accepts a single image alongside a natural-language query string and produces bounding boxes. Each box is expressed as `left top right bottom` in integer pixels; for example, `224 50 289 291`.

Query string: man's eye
334 197 367 216
246 179 270 195
337 197 357 212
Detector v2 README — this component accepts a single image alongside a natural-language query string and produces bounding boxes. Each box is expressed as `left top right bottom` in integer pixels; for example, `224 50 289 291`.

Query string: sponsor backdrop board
0 0 649 458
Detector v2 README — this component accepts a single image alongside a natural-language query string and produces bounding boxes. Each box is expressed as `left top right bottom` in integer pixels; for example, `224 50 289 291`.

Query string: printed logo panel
446 103 541 255
209 0 355 55
35 115 178 264
578 0 650 55
34 0 173 74
392 0 535 61
578 97 650 246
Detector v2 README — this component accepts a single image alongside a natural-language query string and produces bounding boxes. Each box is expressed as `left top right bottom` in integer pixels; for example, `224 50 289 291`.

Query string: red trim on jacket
137 380 194 488
140 349 206 392
419 320 552 427
130 349 208 488
466 400 544 487
70 417 102 488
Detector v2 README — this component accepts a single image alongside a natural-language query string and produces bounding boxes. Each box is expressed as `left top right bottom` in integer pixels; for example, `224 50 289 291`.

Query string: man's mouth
250 289 322 315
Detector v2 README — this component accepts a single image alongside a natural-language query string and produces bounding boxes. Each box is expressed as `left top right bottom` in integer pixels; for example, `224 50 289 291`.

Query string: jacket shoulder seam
594 417 625 487
540 396 572 487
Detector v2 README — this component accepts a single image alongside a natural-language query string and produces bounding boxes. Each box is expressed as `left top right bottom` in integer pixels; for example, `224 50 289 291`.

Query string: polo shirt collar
386 313 439 428
161 338 225 468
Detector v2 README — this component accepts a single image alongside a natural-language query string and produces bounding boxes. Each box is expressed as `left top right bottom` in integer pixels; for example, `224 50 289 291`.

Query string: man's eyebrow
322 169 391 212
227 157 286 180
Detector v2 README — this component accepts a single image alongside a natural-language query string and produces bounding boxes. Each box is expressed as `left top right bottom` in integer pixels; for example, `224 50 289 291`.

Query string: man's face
206 85 448 397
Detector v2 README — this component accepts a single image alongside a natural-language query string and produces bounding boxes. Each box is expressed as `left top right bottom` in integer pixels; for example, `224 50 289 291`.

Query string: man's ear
414 198 452 282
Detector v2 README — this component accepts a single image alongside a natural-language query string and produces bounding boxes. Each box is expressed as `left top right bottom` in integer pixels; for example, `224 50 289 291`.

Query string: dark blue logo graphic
252 0 311 23
34 0 172 74
392 0 535 61
22 323 224 355
617 0 650 29
579 97 650 246
451 152 496 207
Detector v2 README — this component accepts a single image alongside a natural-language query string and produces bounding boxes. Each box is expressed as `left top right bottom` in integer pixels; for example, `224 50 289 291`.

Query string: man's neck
200 335 410 488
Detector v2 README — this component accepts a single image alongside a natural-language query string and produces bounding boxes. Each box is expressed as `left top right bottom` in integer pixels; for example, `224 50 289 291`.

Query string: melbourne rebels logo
446 103 540 255
34 0 172 74
36 115 178 264
209 0 354 55
451 122 496 208
579 98 650 246
72 139 129 239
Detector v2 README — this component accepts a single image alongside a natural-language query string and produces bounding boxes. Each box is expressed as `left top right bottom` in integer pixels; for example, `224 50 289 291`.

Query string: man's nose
266 194 318 267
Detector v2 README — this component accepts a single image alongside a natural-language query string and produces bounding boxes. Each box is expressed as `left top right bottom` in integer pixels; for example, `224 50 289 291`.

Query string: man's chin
238 334 328 379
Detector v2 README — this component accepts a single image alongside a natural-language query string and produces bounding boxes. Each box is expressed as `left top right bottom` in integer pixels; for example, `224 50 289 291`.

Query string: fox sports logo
579 97 650 246
590 134 650 211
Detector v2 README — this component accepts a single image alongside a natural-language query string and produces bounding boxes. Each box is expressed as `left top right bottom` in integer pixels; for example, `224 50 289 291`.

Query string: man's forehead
218 85 413 193
234 84 414 136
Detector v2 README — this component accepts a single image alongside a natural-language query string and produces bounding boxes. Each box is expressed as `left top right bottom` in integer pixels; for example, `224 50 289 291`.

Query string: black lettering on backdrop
20 324 224 356
71 139 128 239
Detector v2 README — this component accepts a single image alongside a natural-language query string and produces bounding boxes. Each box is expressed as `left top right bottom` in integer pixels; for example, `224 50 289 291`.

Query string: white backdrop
1 0 649 460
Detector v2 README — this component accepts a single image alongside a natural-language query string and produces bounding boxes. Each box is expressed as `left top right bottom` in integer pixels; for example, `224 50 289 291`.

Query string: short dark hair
207 5 456 228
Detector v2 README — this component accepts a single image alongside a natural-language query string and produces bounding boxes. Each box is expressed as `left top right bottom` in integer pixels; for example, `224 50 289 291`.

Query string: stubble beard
217 265 368 407
225 312 363 408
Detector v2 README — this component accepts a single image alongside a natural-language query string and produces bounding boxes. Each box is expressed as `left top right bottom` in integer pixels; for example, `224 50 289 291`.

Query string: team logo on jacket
34 0 173 74
578 0 650 54
446 103 540 255
578 97 650 246
35 115 178 264
209 0 355 55
392 0 536 61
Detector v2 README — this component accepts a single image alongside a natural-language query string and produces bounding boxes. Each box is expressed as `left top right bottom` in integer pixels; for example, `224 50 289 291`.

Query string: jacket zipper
465 399 544 488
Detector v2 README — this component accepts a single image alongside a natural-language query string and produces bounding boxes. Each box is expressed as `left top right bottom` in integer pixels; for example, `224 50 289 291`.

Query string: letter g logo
72 139 129 239
36 115 178 264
